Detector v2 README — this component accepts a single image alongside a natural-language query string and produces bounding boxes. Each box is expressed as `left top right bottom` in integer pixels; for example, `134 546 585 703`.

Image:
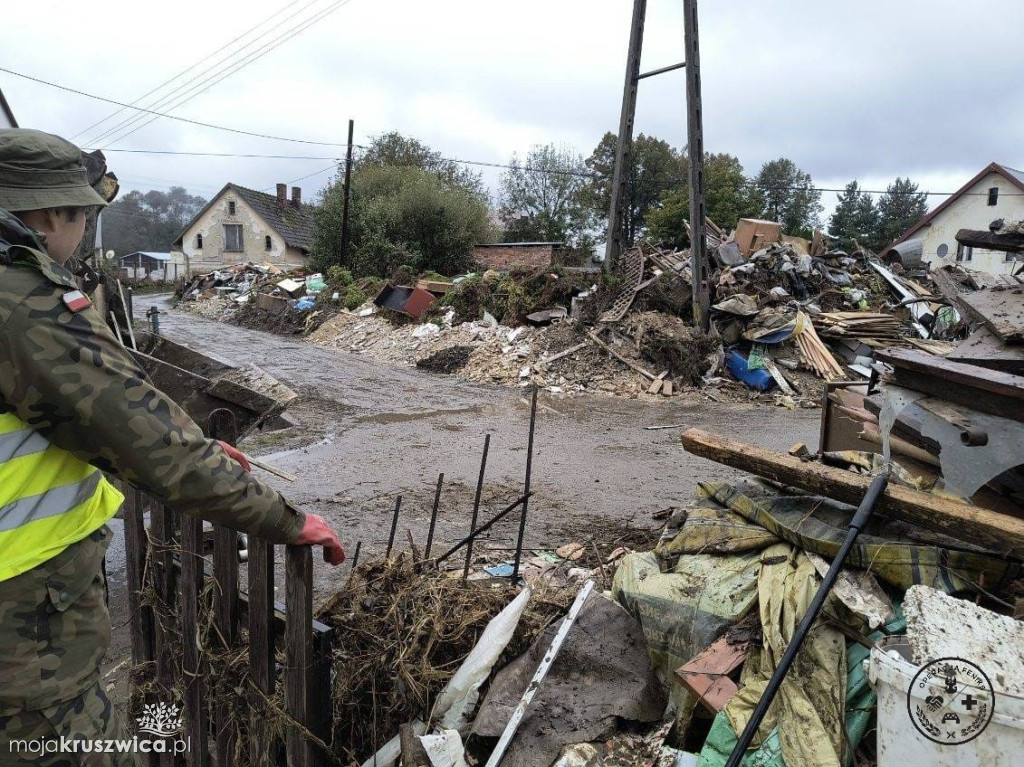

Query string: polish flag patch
62 290 92 313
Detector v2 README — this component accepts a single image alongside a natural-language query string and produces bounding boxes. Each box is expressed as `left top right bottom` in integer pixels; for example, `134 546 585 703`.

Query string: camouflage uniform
0 130 304 764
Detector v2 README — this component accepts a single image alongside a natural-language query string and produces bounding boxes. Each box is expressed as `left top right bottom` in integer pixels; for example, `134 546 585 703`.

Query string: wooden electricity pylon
604 0 710 331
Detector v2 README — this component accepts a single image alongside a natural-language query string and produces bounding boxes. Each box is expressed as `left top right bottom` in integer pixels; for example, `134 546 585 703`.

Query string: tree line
101 132 931 276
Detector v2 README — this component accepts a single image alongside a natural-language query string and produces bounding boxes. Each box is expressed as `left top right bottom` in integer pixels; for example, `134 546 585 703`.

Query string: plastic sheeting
695 481 1020 594
697 612 906 767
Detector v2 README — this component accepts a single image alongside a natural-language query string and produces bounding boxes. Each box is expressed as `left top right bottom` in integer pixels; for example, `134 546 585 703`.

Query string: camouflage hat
0 128 109 212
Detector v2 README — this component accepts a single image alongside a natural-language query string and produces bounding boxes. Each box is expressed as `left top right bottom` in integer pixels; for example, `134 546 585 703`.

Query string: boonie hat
0 128 109 211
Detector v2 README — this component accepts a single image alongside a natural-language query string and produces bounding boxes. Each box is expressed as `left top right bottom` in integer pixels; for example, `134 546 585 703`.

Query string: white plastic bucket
867 636 1024 766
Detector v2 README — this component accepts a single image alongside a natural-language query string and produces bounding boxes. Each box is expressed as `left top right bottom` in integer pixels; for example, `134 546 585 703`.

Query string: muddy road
148 297 819 579
104 297 819 693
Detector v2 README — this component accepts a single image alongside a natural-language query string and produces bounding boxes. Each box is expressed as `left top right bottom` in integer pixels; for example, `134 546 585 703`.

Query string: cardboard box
734 218 782 255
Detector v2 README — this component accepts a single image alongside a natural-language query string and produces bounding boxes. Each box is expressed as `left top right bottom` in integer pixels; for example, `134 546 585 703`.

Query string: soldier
0 129 345 766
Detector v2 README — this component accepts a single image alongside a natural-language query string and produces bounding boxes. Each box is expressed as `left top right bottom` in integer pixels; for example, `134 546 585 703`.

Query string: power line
0 65 349 147
97 149 343 160
93 0 349 148
70 0 303 142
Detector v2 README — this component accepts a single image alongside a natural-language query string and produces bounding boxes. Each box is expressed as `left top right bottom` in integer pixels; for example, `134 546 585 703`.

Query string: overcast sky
3 0 1022 220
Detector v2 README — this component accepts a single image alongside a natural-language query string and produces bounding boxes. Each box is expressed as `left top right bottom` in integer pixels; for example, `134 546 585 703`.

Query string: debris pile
172 219 1010 407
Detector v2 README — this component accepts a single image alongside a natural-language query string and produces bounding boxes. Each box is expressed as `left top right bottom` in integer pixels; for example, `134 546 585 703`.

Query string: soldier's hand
294 513 345 566
217 440 252 472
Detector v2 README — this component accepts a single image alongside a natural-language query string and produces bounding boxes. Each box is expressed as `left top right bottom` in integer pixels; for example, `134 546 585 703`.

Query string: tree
359 131 485 197
101 187 207 256
646 153 763 247
498 144 595 250
828 180 881 250
311 164 491 277
876 177 929 248
585 132 685 246
754 158 823 236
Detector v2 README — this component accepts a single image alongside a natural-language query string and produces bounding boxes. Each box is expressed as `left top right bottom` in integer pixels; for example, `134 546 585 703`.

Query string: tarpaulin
696 481 1019 594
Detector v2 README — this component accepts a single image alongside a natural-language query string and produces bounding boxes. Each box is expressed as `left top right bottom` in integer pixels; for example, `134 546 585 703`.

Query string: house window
228 200 237 215
987 187 999 206
224 224 243 252
265 235 272 251
196 233 203 249
1006 252 1017 262
956 243 973 262
936 243 949 258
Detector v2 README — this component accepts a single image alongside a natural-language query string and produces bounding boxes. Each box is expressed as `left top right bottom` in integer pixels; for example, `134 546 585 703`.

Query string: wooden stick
538 341 590 366
588 331 657 381
247 455 297 482
680 428 1024 557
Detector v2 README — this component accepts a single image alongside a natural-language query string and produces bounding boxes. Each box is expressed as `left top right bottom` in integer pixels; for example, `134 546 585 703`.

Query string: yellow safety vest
0 413 123 581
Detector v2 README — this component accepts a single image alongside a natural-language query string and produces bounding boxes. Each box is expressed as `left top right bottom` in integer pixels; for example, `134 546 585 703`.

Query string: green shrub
344 286 368 311
326 266 353 287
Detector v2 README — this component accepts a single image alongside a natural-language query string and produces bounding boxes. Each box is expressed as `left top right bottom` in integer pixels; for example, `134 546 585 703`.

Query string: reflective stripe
0 428 51 461
0 471 102 533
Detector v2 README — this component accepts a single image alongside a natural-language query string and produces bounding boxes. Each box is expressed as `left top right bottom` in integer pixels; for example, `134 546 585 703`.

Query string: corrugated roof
1001 164 1024 187
121 251 172 261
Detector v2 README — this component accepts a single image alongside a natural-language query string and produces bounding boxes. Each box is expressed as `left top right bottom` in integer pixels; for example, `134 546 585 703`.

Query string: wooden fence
122 486 334 767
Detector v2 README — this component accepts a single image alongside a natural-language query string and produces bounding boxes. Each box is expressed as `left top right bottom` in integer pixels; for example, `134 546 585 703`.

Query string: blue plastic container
725 349 776 392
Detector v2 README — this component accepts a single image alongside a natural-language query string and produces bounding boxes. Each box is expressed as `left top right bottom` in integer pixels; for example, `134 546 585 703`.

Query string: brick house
472 242 562 271
172 183 314 274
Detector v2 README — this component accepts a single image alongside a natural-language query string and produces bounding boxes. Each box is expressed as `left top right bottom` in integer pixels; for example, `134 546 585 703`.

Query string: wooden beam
875 347 1024 421
955 227 1024 254
680 428 1024 557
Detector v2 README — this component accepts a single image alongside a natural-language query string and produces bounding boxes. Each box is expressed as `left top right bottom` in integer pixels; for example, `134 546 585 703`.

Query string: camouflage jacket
0 209 304 543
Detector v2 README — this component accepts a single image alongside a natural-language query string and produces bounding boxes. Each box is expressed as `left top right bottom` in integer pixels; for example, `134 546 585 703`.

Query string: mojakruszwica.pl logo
908 656 995 745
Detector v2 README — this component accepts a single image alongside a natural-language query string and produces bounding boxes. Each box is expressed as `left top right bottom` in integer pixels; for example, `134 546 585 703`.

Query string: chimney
291 186 301 207
276 183 287 206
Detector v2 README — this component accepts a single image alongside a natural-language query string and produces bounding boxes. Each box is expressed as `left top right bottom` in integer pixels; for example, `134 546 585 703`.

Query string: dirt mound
416 345 475 373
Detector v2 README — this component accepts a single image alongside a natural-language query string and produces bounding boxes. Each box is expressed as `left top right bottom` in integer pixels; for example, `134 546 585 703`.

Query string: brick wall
473 244 554 270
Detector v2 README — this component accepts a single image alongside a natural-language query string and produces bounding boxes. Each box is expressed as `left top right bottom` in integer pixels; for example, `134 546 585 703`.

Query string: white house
884 162 1024 274
0 88 16 129
172 182 313 274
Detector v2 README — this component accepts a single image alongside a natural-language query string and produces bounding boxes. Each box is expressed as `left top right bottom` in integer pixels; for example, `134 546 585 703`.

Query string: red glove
294 513 346 566
218 440 251 472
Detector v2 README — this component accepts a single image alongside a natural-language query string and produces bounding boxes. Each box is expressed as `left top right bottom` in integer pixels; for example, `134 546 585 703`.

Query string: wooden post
122 486 153 665
285 545 314 767
680 428 1024 556
340 118 355 267
684 0 710 331
181 515 209 767
213 525 239 766
248 538 276 767
604 0 647 271
148 499 176 767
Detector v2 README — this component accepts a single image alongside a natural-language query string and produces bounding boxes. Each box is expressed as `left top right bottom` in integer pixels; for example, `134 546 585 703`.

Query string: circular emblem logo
907 657 995 745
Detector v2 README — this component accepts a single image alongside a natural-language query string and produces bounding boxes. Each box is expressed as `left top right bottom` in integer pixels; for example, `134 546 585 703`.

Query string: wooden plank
957 286 1024 343
248 539 276 767
181 515 210 767
681 428 1024 557
588 330 657 380
955 227 1024 253
122 486 154 666
948 325 1024 374
285 545 314 767
875 347 1024 421
147 499 176 767
213 525 239 767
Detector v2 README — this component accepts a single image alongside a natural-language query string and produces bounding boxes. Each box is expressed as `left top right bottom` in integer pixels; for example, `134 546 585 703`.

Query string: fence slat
148 499 177 767
181 516 209 767
122 486 153 665
213 525 239 766
248 538 276 767
285 545 314 767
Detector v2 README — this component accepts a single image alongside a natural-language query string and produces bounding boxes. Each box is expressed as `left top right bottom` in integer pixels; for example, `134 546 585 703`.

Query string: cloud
2 0 1021 218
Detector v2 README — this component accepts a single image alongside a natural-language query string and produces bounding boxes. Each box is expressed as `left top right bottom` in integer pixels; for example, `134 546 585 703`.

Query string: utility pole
684 0 710 330
340 118 355 267
604 0 647 272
